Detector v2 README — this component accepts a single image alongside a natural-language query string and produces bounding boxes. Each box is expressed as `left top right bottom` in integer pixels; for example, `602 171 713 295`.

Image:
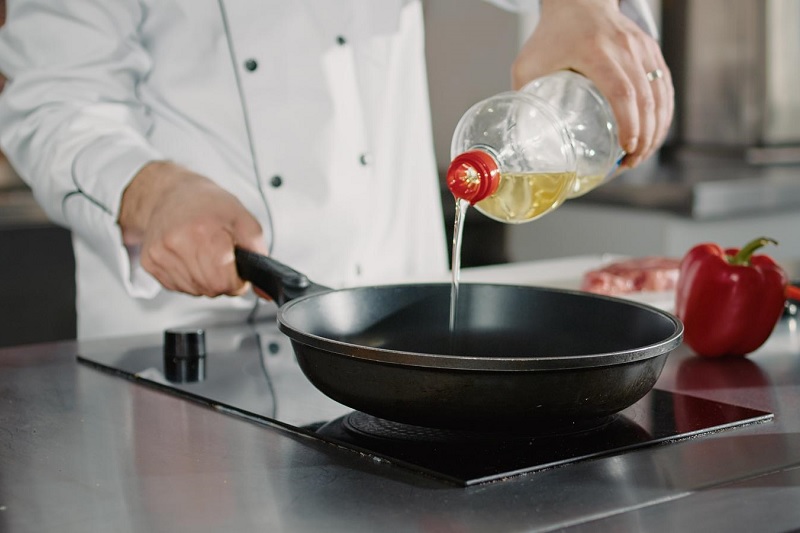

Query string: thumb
511 46 564 90
231 210 268 255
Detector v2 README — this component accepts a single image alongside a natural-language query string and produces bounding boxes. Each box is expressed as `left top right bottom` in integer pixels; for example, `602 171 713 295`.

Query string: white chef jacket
0 0 652 340
0 0 453 340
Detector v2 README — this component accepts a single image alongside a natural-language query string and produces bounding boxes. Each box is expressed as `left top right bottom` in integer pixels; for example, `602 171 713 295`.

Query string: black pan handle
234 247 330 305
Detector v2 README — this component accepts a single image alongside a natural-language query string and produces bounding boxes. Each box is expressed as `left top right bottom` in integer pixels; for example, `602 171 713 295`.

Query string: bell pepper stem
729 237 778 266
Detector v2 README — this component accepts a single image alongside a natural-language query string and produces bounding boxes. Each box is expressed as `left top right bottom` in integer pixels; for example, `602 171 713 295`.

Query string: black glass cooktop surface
77 320 773 486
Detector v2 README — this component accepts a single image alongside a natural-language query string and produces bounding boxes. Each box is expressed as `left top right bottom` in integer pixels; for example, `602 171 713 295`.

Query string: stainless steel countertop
2 313 800 532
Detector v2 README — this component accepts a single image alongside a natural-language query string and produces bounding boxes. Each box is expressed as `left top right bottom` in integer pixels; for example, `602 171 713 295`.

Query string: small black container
163 328 207 383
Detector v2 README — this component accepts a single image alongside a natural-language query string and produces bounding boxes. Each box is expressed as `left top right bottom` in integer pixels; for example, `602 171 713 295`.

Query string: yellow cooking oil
474 171 576 223
568 174 605 198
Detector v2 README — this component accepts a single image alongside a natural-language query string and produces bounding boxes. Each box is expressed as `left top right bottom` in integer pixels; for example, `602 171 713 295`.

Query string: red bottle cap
446 149 500 204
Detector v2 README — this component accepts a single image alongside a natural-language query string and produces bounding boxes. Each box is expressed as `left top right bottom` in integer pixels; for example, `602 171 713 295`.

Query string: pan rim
275 282 684 372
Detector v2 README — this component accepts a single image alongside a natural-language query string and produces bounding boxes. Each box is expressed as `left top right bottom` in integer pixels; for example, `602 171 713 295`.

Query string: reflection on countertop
575 154 800 220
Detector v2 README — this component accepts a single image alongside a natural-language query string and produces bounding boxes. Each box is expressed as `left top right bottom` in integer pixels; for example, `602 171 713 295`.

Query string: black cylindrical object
163 327 207 383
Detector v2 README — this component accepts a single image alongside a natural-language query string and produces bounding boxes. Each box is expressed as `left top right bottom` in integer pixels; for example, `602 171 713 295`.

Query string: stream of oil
447 170 599 352
448 197 470 354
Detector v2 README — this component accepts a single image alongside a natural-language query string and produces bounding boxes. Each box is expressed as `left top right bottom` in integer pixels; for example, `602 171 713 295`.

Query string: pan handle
234 247 330 305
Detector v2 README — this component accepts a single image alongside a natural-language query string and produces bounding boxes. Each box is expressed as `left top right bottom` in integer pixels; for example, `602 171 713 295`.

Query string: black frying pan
235 249 683 430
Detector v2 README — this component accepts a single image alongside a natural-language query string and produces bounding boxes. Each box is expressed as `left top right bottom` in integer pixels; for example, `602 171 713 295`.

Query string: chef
0 0 672 340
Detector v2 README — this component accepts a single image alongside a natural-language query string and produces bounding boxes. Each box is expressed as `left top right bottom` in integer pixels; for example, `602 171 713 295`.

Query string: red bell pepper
675 237 788 357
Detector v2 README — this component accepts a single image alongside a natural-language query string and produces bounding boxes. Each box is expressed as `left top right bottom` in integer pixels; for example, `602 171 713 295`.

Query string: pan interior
279 284 679 360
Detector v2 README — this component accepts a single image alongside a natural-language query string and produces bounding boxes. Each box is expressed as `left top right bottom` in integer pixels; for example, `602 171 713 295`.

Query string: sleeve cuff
70 133 165 218
63 192 162 299
64 137 166 299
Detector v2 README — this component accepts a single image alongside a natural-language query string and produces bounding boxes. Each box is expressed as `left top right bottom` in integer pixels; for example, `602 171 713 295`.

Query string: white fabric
521 0 660 41
0 0 457 339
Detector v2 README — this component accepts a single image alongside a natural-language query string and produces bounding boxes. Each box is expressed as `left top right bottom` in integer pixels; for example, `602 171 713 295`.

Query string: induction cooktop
76 320 773 486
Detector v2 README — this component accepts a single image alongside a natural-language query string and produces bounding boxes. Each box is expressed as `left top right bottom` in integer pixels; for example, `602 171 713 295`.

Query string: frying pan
235 249 683 430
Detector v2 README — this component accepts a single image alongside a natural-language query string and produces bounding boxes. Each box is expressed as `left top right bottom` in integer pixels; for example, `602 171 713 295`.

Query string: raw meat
581 256 681 295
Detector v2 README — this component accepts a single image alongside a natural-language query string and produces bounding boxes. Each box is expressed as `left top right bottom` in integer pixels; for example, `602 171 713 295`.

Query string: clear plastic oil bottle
447 70 624 223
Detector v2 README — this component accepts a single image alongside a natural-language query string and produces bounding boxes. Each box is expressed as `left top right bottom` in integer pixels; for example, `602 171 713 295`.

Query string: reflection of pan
236 249 683 429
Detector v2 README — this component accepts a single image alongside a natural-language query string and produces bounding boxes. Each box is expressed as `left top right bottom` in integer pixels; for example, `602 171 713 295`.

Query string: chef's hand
512 0 674 170
118 161 268 297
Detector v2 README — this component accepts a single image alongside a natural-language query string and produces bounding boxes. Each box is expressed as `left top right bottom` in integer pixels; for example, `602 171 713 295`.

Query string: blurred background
3 0 800 346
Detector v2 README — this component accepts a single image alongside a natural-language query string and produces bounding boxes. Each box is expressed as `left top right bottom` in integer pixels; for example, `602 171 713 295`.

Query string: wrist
540 0 618 14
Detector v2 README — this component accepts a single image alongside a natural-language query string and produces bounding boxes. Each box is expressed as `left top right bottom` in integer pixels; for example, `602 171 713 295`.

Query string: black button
244 59 258 71
270 175 283 188
336 35 347 46
359 153 370 166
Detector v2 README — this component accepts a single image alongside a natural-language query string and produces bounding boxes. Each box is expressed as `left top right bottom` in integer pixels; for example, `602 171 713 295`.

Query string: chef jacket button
355 264 362 276
267 342 280 355
270 175 283 188
336 35 347 46
359 153 370 166
244 59 258 72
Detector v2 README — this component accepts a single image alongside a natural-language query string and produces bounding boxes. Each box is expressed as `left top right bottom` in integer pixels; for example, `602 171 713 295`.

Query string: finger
142 244 204 295
252 286 273 301
230 214 268 297
652 57 674 151
583 60 640 159
624 79 655 169
193 231 245 297
231 209 267 254
149 227 217 295
190 210 264 297
512 51 562 91
633 52 670 167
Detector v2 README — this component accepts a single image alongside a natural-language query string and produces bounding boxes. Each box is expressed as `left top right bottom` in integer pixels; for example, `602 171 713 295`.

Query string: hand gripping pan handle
234 247 329 305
